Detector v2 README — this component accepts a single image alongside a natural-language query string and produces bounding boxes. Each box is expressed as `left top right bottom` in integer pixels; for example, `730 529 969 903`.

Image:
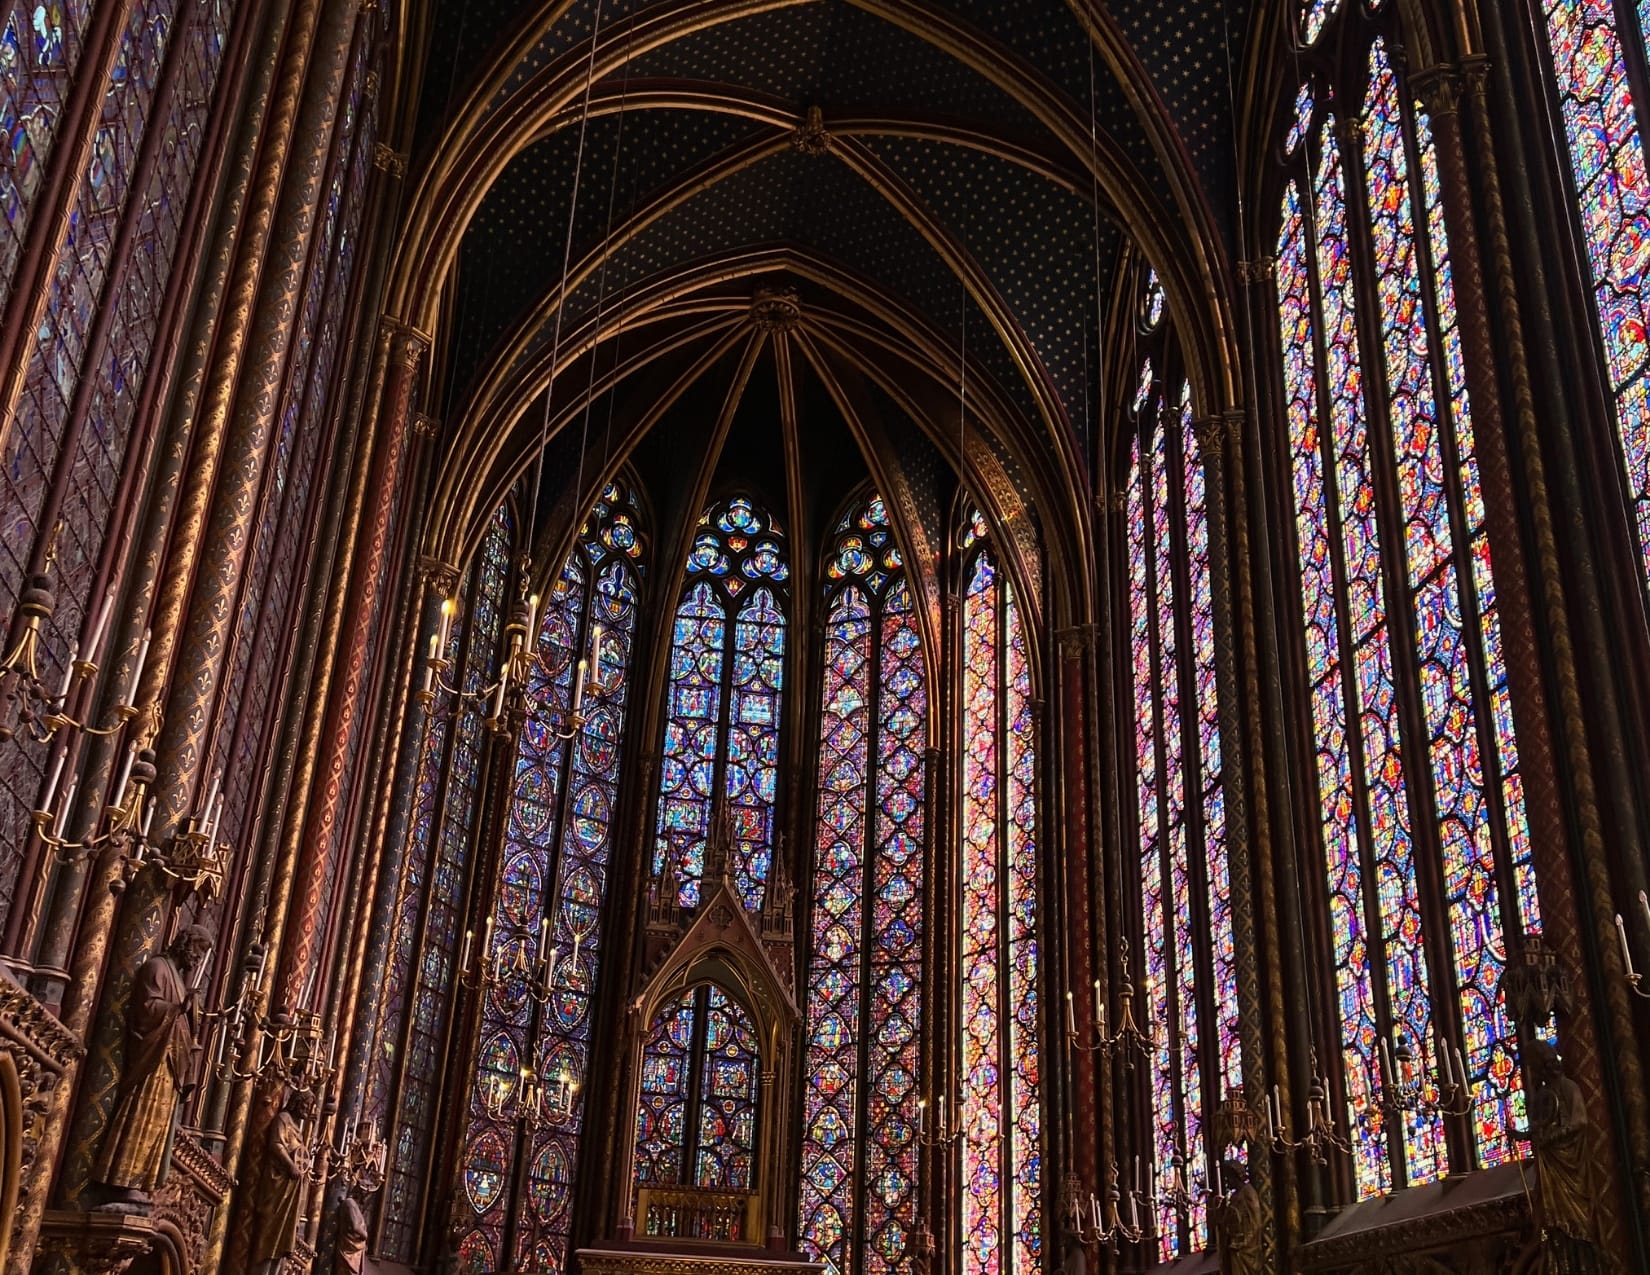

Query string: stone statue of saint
251 1087 318 1274
1526 1039 1603 1273
1211 1159 1263 1275
93 924 214 1204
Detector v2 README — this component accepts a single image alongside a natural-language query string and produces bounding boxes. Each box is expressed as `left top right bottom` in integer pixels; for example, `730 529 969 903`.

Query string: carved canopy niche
613 825 799 1254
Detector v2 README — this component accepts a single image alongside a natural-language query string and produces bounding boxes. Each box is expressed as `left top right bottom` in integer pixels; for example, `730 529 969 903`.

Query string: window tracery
1273 15 1534 1197
799 495 927 1275
653 496 789 911
1536 0 1650 602
958 517 1039 1275
455 483 644 1273
1125 347 1239 1257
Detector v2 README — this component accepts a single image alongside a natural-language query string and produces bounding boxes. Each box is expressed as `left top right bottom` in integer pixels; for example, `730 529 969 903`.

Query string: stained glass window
634 984 763 1220
0 0 93 309
799 496 927 1275
381 506 514 1261
1274 25 1535 1198
0 0 238 925
959 521 1039 1275
455 483 645 1273
1126 359 1240 1259
1537 1 1650 602
653 496 788 910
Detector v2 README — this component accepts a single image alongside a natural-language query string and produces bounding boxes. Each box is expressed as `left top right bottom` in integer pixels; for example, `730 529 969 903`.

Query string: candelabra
30 737 159 869
480 1063 578 1131
309 1115 388 1192
459 910 596 1004
0 550 156 752
1266 1052 1351 1163
212 971 338 1094
1061 1165 1151 1251
1064 951 1156 1064
1612 893 1650 1000
1378 1031 1471 1119
915 1095 964 1149
417 565 612 742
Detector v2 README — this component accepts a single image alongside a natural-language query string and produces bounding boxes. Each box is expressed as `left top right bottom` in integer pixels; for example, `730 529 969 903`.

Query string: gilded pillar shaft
1468 16 1650 1248
57 0 359 1207
1421 67 1633 1249
277 326 424 1009
1195 412 1275 1264
1054 626 1098 1194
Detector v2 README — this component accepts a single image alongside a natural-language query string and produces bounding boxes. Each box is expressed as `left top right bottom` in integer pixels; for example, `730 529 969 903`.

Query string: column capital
380 317 431 369
417 556 461 597
1411 64 1467 119
371 141 406 177
1055 624 1099 657
1237 256 1275 287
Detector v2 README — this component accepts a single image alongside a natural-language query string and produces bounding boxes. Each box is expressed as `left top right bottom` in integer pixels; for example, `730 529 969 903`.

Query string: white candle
86 590 114 667
422 634 437 694
1618 914 1637 979
140 802 155 840
438 599 455 651
570 929 581 966
491 669 508 720
544 945 558 989
112 742 136 809
571 657 589 715
1640 890 1650 939
205 791 223 849
461 929 473 971
55 641 78 702
203 773 221 823
126 628 151 705
1379 1036 1395 1088
1065 990 1075 1036
527 594 541 646
483 916 494 960
54 778 77 839
937 1093 945 1133
1453 1045 1467 1092
591 624 605 679
40 748 66 814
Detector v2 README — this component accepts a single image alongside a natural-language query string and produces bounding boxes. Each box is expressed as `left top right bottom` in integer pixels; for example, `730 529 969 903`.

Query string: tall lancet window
1276 16 1536 1199
653 496 789 909
1535 0 1650 594
380 506 514 1260
799 496 928 1275
1125 338 1241 1258
456 484 645 1274
958 512 1040 1275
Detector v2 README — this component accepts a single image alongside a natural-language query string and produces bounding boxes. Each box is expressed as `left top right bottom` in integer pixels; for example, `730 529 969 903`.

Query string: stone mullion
1469 13 1650 1253
1193 411 1274 1268
1054 624 1098 1200
1418 50 1618 1176
1090 483 1121 1266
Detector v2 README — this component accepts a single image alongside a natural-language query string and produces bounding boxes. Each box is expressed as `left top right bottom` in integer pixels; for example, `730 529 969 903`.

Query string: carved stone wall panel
0 971 82 1275
151 1131 234 1274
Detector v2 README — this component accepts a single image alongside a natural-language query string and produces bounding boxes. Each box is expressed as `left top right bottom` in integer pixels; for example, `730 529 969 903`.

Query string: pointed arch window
653 496 789 910
634 983 764 1198
1125 354 1241 1258
455 484 645 1274
798 495 928 1275
957 515 1040 1275
1535 0 1650 596
379 505 514 1260
1275 23 1536 1198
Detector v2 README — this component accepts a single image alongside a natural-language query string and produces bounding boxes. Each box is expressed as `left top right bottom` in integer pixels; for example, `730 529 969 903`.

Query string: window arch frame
1114 280 1243 1259
797 487 933 1275
1262 1 1538 1201
650 490 792 912
452 479 650 1274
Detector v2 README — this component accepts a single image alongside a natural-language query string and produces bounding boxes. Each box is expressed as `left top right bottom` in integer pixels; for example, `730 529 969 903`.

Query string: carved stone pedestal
37 1209 156 1275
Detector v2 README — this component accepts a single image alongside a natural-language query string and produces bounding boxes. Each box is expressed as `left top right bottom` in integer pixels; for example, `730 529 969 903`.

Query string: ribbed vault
393 0 1260 626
